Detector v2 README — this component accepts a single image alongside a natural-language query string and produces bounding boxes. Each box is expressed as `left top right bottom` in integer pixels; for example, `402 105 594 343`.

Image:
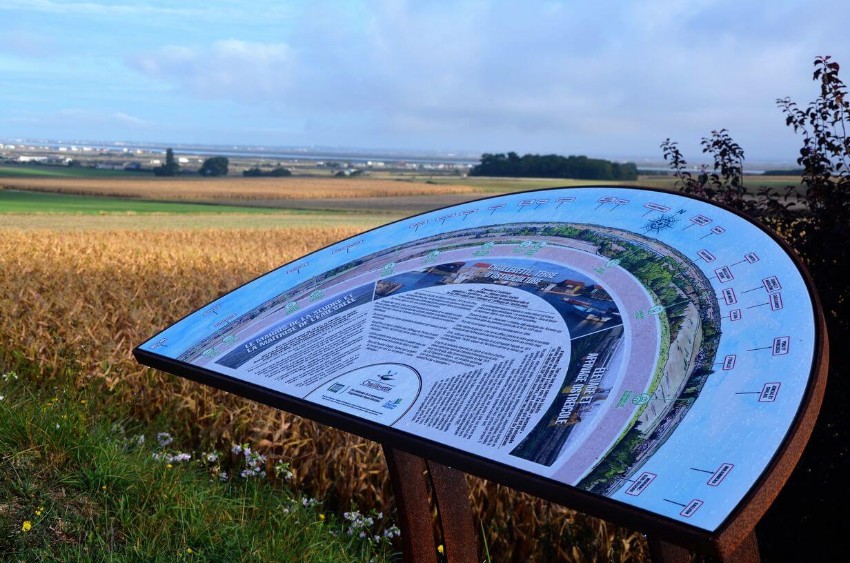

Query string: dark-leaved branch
661 55 850 561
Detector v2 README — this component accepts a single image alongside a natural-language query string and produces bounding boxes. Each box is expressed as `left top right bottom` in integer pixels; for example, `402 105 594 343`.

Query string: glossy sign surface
135 186 821 532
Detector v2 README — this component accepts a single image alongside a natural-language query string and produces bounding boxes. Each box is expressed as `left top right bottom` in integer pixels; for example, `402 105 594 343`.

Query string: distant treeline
470 152 638 180
242 166 292 177
762 168 805 176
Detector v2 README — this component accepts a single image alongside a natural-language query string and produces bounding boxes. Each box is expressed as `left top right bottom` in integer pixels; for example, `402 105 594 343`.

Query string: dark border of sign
132 184 829 559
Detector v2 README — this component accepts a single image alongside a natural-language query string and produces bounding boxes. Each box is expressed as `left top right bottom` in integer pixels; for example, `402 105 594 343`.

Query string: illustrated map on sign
135 186 819 532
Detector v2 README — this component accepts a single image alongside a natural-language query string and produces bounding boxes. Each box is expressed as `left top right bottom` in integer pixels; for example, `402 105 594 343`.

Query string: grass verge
0 165 135 178
0 368 402 562
0 189 309 215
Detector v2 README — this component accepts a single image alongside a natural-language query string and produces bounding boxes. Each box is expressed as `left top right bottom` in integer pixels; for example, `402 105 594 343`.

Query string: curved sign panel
134 186 826 545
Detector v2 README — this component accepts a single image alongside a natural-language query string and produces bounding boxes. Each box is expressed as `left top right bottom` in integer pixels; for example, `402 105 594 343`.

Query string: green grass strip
0 370 401 561
0 165 137 178
0 189 294 215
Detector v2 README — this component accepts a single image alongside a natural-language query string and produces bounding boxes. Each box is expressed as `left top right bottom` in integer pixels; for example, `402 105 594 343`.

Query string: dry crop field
0 174 504 216
0 176 649 561
0 175 479 202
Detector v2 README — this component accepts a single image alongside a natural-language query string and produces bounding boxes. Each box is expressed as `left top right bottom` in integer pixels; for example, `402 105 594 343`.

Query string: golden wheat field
0 205 649 561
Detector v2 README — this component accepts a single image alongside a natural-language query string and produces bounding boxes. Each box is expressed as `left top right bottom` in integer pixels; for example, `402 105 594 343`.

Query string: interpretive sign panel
134 186 826 550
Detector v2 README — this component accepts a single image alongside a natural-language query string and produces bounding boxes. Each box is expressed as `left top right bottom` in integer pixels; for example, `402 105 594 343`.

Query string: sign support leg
647 531 760 563
427 459 479 562
383 446 478 562
646 537 692 563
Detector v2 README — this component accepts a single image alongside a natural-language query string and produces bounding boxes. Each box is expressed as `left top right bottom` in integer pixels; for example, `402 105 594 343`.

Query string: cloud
0 30 59 58
8 108 152 129
129 40 296 103
11 0 848 157
0 0 294 23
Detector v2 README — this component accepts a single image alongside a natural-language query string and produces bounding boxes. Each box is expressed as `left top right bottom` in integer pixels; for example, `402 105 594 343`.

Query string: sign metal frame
133 185 828 560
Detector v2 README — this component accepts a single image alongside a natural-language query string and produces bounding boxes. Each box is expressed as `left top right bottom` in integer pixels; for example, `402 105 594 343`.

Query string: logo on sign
383 398 403 410
378 369 397 381
361 379 393 393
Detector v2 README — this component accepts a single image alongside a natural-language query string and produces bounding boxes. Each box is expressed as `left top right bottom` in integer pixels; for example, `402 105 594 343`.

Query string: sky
2 0 849 165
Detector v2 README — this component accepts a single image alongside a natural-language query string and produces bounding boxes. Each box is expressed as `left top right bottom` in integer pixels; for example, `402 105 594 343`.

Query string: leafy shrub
661 55 850 561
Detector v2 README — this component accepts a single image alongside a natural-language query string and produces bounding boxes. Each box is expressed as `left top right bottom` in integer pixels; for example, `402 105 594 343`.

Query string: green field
0 189 399 231
0 164 138 178
0 189 311 215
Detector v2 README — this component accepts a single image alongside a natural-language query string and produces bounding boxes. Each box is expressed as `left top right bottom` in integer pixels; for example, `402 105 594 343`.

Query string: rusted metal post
383 447 439 563
427 459 478 562
383 446 478 563
647 531 760 563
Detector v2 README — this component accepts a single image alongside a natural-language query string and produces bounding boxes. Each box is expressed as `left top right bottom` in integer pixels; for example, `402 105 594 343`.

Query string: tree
775 56 850 313
242 166 292 177
153 148 180 176
660 130 757 215
761 56 850 561
199 156 229 177
267 166 292 177
661 55 850 561
470 152 637 180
